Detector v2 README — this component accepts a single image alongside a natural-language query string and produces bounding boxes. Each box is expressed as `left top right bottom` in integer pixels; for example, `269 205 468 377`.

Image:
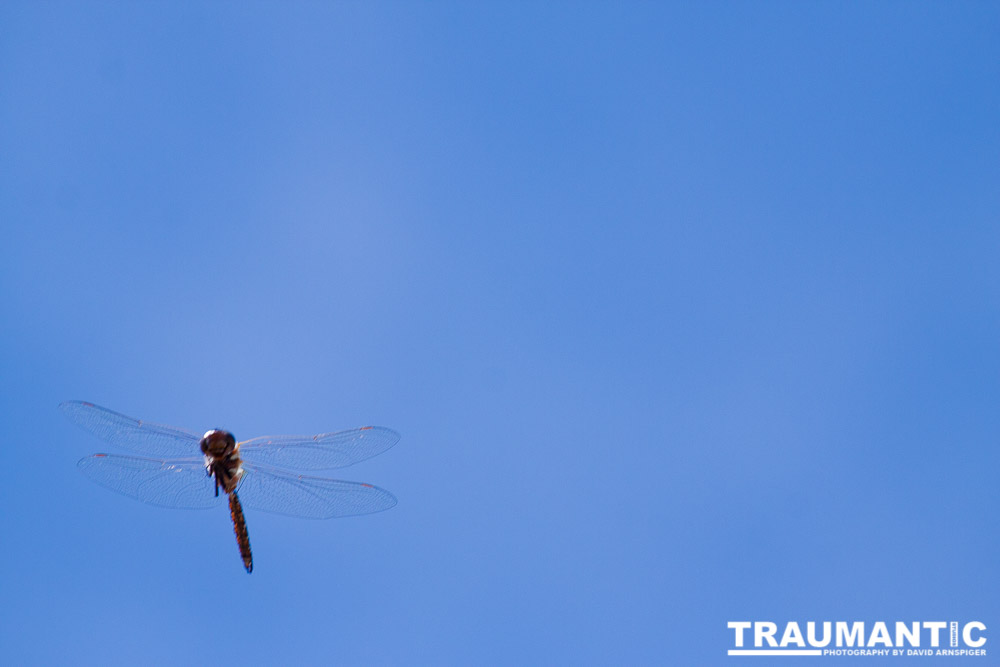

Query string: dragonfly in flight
61 401 398 573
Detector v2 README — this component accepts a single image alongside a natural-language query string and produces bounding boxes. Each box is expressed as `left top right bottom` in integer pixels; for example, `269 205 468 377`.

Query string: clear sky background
1 3 998 665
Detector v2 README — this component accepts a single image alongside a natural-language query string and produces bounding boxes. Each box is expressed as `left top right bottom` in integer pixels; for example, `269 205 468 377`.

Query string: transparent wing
237 426 400 471
61 401 202 458
78 454 219 509
236 463 397 519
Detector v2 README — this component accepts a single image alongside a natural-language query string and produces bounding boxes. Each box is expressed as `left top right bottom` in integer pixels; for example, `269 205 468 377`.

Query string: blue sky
1 2 998 665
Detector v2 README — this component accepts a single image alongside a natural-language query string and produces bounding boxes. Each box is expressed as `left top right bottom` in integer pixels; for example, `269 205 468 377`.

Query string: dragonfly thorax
201 430 243 495
200 429 236 457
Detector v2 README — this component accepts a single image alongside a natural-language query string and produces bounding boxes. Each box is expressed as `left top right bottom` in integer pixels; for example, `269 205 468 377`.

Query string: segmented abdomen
229 492 253 573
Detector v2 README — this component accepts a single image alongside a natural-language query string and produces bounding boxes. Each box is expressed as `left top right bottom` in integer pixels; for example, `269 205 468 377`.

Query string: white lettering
836 622 864 647
728 622 751 647
729 620 987 651
780 622 805 648
755 622 778 648
924 622 947 647
808 622 831 648
896 622 920 647
867 622 892 647
964 622 987 648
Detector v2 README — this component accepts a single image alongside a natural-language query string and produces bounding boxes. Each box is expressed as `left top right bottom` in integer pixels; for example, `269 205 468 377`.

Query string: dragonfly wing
237 426 400 470
78 454 219 509
60 401 202 458
236 463 397 519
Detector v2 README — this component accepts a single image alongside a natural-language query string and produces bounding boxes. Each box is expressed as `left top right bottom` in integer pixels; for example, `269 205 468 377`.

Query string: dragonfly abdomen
229 492 253 573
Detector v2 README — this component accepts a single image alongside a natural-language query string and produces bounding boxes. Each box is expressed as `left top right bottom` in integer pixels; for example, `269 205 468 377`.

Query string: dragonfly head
200 429 236 457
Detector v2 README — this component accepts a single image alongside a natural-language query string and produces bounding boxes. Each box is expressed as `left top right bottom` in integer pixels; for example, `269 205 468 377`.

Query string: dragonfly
61 401 398 573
